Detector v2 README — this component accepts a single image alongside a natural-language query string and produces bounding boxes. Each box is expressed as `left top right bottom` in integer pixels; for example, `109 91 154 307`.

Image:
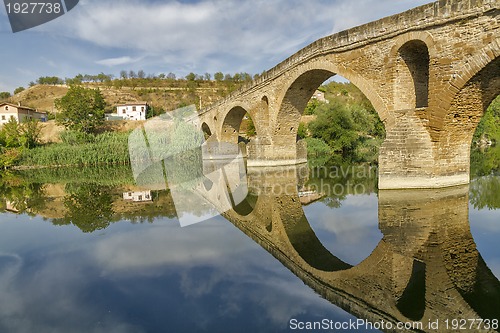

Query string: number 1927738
5 2 62 14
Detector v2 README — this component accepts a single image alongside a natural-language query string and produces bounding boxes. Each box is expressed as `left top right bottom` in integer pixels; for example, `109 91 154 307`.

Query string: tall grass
19 131 131 167
16 165 135 186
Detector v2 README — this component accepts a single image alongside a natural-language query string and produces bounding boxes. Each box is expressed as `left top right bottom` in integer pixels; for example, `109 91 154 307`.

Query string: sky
0 0 431 93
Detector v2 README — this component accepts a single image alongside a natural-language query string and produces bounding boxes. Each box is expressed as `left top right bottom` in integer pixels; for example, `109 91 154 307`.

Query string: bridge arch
274 60 388 141
435 56 500 176
220 105 258 144
201 122 212 141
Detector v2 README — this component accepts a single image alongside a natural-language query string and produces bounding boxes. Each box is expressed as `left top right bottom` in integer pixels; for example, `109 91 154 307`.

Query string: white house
0 102 48 126
115 102 148 121
311 90 329 103
123 190 152 202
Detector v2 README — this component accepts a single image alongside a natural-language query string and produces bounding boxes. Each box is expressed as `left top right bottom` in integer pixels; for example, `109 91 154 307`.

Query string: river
0 155 498 332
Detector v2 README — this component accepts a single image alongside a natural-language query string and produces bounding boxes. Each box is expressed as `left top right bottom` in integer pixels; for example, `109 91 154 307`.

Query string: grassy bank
18 131 131 168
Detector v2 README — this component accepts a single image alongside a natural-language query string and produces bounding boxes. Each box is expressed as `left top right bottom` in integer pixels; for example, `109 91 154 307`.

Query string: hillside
8 81 235 115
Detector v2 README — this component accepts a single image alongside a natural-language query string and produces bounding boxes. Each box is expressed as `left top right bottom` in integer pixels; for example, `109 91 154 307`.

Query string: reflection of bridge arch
217 168 500 330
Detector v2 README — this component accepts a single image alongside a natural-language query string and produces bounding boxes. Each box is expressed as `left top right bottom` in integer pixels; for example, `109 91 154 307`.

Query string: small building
0 102 48 125
114 102 148 121
311 90 329 103
123 190 152 202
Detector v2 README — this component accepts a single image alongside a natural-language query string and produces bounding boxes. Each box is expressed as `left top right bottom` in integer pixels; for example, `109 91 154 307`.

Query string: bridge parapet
199 0 497 118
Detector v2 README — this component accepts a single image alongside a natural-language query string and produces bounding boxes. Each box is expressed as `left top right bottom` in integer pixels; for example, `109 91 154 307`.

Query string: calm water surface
0 163 498 333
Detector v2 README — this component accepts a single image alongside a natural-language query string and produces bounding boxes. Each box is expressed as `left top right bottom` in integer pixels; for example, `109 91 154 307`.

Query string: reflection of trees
0 173 47 215
53 184 114 233
470 176 500 210
306 163 378 208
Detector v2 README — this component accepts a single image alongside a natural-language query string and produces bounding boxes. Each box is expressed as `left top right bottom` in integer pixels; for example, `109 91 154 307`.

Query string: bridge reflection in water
209 164 500 332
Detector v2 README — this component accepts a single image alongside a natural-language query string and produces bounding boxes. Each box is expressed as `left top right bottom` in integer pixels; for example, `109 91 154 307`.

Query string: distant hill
7 81 240 115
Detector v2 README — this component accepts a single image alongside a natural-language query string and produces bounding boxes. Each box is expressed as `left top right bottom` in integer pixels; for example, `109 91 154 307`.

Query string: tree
0 118 21 147
0 92 11 100
20 118 43 149
120 70 128 79
214 72 224 82
14 87 25 95
185 72 196 81
54 86 106 134
137 70 146 79
37 76 63 85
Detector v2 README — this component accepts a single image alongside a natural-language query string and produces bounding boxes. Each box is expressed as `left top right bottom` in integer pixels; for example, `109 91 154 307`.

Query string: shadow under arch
201 122 212 141
395 40 430 109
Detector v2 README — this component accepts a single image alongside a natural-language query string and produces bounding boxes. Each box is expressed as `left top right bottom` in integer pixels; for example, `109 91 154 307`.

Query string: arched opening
395 40 430 109
201 122 212 141
276 69 386 166
221 106 257 145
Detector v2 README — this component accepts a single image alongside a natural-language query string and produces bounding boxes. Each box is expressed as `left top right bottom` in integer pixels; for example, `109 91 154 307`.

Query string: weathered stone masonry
198 0 499 189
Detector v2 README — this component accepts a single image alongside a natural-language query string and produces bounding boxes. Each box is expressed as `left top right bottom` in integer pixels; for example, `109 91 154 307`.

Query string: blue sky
1 0 430 93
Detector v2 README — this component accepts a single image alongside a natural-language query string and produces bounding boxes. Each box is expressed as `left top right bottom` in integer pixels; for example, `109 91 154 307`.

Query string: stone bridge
197 0 499 189
219 166 500 332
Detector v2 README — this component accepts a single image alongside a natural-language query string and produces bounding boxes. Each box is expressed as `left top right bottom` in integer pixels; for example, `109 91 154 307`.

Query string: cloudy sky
0 0 431 93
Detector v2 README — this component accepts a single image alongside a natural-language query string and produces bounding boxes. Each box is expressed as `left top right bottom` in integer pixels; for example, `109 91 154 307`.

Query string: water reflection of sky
303 194 382 266
0 213 371 333
469 204 500 280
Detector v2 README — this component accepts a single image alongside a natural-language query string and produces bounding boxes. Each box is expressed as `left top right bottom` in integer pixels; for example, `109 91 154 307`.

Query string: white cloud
95 56 143 66
0 0 432 92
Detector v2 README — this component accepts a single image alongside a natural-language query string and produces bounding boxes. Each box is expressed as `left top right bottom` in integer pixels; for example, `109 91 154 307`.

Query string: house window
1 115 5 120
122 109 126 114
132 106 137 111
138 195 143 201
10 116 15 120
141 107 145 111
5 106 8 110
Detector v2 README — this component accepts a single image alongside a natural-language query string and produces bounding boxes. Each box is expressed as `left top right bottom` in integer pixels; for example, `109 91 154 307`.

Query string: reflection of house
123 191 152 202
311 90 329 103
5 200 20 213
108 102 148 121
0 102 48 125
298 189 324 205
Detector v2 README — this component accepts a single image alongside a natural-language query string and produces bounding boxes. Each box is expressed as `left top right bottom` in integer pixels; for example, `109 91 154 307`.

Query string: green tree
473 96 500 146
1 118 22 147
37 76 63 85
54 86 106 134
20 118 43 149
185 72 196 81
214 72 224 82
0 92 11 100
13 87 25 95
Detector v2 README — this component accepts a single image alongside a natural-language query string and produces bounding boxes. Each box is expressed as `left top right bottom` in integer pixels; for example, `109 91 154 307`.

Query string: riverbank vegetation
300 82 386 165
